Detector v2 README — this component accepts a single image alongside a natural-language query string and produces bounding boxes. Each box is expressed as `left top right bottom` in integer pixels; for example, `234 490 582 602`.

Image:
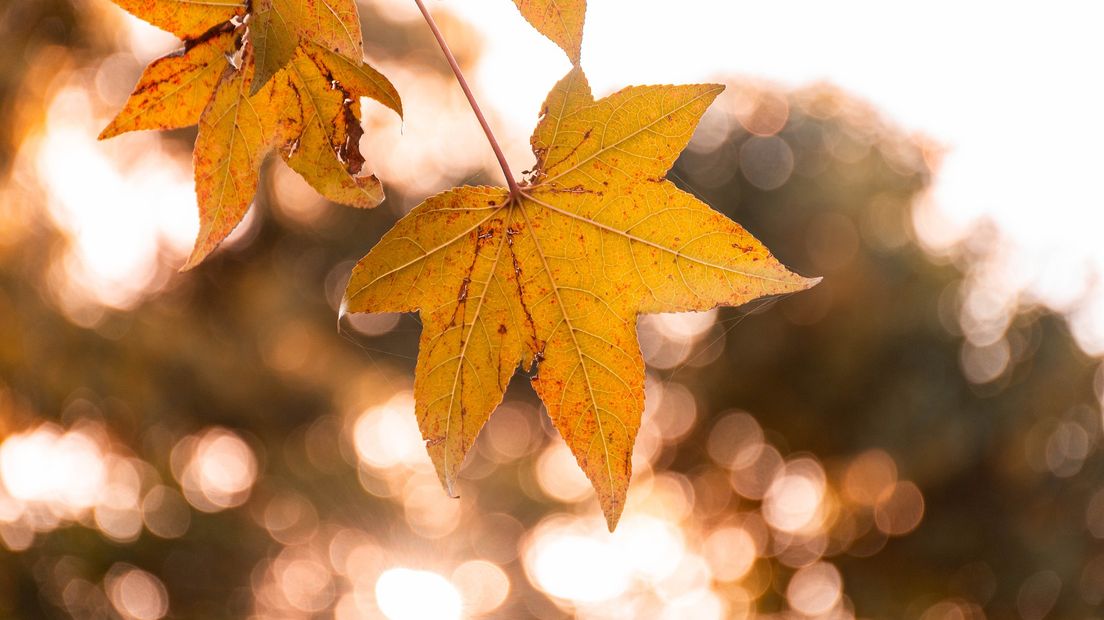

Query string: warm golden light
763 458 827 534
106 565 169 620
353 392 428 471
140 485 190 539
26 86 197 320
535 442 594 503
173 428 258 512
0 422 163 549
842 449 898 506
0 423 106 512
3 2 1090 617
524 519 632 604
451 559 510 615
786 561 843 616
703 525 758 582
375 568 462 620
873 480 924 536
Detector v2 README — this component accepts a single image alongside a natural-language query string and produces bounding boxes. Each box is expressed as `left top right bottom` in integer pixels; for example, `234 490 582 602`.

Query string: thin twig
413 0 521 199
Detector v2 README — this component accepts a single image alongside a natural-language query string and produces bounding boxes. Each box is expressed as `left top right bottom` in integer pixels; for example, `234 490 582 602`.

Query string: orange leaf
344 68 818 530
107 0 244 40
187 55 276 270
279 48 384 208
512 0 586 64
100 0 400 268
249 0 364 94
99 28 238 139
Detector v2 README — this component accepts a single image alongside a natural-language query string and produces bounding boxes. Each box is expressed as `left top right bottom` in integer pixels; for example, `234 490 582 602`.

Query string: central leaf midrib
516 200 617 498
201 70 253 251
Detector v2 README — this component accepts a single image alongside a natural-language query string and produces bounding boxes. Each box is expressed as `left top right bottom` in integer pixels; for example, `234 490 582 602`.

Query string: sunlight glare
30 86 197 315
353 393 428 470
174 428 258 512
0 424 106 511
524 519 632 603
375 568 462 620
106 565 169 620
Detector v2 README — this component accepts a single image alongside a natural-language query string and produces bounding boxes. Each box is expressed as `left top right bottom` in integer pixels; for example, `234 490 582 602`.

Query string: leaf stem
413 0 521 199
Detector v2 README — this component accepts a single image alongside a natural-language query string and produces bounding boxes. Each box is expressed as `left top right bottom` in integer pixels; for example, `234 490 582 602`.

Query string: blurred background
2 0 1103 618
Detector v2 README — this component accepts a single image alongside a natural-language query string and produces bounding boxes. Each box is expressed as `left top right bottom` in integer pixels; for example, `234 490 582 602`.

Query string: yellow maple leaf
512 0 586 64
250 0 364 95
343 67 818 530
189 52 275 270
278 46 394 209
99 27 238 140
100 0 400 269
108 0 244 40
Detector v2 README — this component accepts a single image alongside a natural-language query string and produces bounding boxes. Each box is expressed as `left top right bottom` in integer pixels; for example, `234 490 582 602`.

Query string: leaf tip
602 499 625 533
436 463 460 499
389 93 405 120
181 233 218 272
179 252 204 272
595 480 629 533
337 295 352 327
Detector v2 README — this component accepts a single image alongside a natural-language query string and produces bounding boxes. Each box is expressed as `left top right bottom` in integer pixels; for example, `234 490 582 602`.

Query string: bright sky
444 0 1104 240
433 0 1104 353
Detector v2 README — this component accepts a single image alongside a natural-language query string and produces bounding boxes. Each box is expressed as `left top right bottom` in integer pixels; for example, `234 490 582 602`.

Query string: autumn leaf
250 0 300 94
278 45 396 209
99 27 238 140
512 0 586 64
100 0 400 269
108 0 244 40
189 52 275 270
250 0 364 95
343 67 818 530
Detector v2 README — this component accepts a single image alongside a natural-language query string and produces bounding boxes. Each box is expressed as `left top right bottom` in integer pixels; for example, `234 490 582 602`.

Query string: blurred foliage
1 1 1103 619
673 89 1102 618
